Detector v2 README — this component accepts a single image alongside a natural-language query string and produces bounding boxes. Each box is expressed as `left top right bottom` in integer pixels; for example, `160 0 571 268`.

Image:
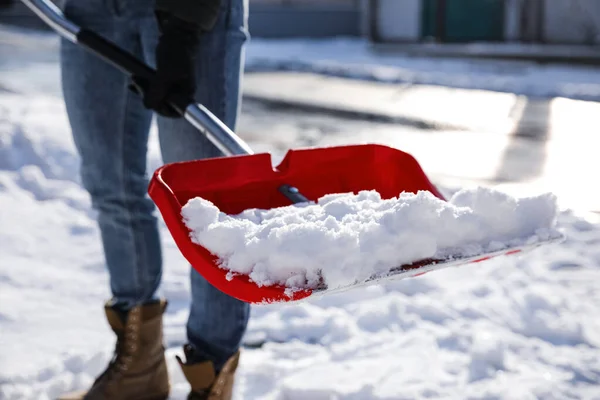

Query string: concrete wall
249 2 361 38
504 0 522 41
373 0 422 42
542 0 600 44
501 0 600 44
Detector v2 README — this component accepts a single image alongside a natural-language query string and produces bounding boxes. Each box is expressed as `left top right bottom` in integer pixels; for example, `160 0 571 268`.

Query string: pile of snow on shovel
181 187 562 290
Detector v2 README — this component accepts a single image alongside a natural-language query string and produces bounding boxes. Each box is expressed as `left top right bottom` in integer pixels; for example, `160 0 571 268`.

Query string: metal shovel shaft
20 0 309 203
20 0 253 157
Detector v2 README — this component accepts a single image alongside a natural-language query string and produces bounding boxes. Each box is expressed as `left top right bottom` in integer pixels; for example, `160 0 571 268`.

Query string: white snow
245 38 600 102
2 24 600 103
182 188 561 290
2 25 600 400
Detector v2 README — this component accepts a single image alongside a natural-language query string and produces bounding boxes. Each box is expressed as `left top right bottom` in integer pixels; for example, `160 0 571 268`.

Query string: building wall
542 0 600 44
6 0 600 44
502 0 600 44
2 0 362 38
370 0 507 43
366 0 600 45
248 0 362 38
373 0 422 41
504 0 522 41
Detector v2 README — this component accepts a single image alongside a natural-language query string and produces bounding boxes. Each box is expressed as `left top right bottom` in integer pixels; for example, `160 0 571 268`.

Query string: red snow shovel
24 0 563 305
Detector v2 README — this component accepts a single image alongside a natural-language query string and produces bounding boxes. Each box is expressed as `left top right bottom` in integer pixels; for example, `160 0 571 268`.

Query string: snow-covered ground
2 24 600 102
2 25 600 399
245 38 600 102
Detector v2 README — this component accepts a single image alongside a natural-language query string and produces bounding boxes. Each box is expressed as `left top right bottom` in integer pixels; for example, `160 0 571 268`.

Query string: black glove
139 11 202 117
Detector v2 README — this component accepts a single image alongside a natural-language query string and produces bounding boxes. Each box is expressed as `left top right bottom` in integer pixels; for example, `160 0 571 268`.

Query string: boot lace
93 308 141 388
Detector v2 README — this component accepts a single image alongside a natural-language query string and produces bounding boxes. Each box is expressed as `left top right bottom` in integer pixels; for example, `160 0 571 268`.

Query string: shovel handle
21 0 310 203
20 0 254 157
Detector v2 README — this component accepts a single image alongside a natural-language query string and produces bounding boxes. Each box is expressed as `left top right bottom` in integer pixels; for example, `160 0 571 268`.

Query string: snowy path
3 90 600 400
244 38 600 102
2 25 600 400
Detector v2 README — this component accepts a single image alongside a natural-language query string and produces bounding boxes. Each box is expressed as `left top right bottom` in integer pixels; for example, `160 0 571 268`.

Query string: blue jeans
60 0 250 370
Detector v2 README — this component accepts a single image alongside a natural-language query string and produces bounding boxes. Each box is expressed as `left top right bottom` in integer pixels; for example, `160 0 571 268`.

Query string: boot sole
56 393 168 400
134 395 169 400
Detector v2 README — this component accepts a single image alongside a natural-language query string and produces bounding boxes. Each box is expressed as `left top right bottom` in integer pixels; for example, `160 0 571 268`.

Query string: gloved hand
140 11 202 117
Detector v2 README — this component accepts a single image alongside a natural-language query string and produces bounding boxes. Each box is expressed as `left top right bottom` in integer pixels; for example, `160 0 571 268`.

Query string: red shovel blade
148 144 445 304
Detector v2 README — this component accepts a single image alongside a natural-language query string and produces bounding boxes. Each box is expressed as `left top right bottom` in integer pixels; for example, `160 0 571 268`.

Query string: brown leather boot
177 345 241 400
59 299 170 400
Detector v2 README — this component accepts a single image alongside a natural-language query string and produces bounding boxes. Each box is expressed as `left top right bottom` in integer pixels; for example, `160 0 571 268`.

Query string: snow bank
1 29 596 398
246 38 600 102
181 187 561 289
2 87 600 400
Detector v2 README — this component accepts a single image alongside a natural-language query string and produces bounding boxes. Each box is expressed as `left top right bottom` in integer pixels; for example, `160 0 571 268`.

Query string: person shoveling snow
21 1 565 399
182 187 563 291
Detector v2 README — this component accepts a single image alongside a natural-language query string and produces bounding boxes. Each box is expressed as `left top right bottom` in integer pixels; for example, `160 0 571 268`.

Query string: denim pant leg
60 0 162 309
140 0 251 370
